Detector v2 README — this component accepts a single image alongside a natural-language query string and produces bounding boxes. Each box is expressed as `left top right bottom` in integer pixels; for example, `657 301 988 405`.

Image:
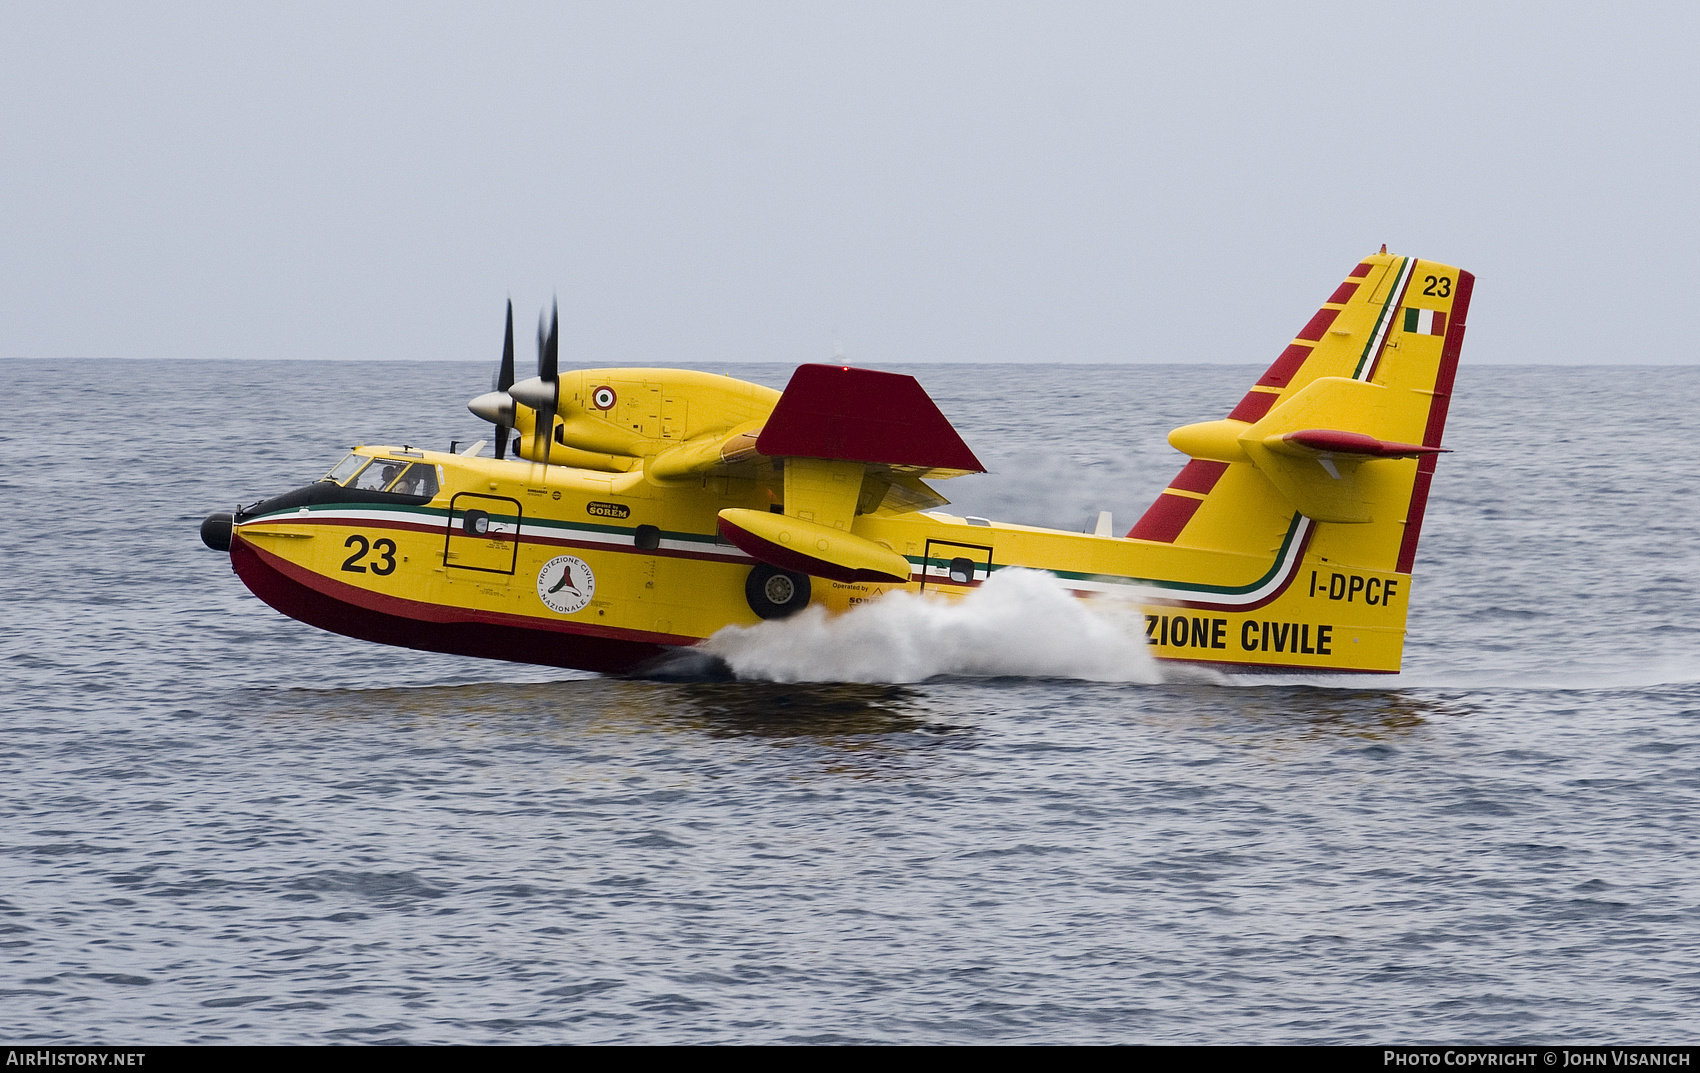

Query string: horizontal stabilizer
756 365 985 475
1166 377 1446 524
718 507 912 584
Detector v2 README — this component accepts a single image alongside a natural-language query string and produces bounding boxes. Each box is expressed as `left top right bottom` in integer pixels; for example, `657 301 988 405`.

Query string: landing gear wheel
745 563 811 620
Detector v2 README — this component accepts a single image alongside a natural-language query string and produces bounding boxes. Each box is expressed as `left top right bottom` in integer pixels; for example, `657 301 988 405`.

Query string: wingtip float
203 250 1473 676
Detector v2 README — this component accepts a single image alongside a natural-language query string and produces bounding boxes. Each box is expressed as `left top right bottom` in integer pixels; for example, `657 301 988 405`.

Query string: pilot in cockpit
391 462 439 497
349 461 403 492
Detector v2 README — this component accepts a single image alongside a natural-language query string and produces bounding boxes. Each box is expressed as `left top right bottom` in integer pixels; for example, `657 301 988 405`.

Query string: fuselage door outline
919 539 994 592
445 492 523 575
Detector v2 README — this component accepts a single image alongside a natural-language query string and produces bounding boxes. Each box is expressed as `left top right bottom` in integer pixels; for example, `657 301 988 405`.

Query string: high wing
716 364 985 584
479 361 985 584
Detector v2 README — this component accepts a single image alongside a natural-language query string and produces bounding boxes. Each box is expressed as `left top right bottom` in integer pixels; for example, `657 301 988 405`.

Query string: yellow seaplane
200 249 1473 676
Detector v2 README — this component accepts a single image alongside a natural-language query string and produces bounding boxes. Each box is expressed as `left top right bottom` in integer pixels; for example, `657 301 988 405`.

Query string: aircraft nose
200 511 233 552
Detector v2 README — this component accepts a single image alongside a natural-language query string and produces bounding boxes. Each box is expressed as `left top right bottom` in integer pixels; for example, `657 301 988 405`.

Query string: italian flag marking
1402 307 1446 336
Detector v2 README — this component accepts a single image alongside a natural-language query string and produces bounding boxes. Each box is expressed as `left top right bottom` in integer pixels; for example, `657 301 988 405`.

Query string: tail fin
1129 250 1473 578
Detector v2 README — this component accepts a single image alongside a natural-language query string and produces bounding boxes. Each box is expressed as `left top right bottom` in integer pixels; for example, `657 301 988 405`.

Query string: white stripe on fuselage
244 504 1314 610
239 504 753 561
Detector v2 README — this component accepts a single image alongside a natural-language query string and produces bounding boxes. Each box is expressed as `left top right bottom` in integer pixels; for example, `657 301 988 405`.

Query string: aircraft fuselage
214 444 1412 675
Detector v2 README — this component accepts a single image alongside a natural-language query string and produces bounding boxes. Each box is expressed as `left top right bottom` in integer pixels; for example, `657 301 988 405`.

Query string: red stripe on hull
1326 281 1360 305
231 538 676 674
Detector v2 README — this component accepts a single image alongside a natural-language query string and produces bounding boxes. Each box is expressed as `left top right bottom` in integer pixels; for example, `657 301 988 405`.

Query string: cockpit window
325 455 438 497
323 453 369 485
351 459 408 492
388 462 439 498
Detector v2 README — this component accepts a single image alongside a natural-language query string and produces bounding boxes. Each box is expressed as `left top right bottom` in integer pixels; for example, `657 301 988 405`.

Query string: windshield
350 459 409 492
322 454 439 497
338 458 439 498
387 462 439 498
323 453 368 485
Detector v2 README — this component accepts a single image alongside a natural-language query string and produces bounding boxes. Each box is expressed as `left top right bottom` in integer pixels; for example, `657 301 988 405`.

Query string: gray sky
3 2 1695 365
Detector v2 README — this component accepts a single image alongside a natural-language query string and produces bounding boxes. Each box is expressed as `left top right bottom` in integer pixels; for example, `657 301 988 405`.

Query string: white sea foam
700 567 1163 683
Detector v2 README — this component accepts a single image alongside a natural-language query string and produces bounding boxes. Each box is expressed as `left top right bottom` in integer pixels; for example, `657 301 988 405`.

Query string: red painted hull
229 537 669 674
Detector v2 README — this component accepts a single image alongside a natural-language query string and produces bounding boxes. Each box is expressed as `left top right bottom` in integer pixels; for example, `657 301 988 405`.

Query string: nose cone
468 390 516 426
508 376 556 412
201 511 234 552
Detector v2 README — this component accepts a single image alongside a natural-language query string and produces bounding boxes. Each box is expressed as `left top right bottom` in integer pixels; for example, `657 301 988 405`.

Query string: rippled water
2 358 1697 1043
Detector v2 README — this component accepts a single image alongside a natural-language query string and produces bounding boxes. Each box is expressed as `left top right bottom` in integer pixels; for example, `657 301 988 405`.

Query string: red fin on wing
755 365 985 473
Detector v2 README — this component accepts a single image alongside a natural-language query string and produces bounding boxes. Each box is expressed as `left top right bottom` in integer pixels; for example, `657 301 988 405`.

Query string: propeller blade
469 301 520 457
541 302 559 465
542 300 559 382
526 303 561 467
494 300 516 392
495 300 515 459
530 313 545 463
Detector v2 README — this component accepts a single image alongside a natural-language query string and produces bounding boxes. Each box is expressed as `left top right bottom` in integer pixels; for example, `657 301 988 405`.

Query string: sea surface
1 358 1697 1044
